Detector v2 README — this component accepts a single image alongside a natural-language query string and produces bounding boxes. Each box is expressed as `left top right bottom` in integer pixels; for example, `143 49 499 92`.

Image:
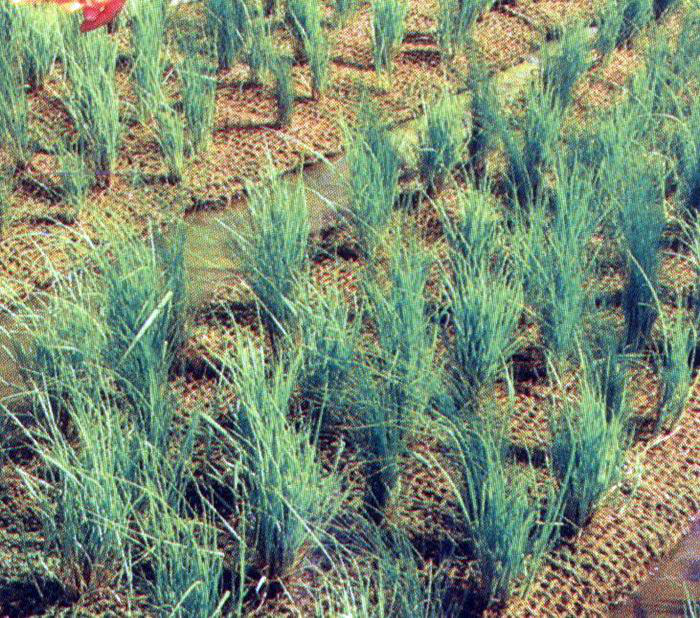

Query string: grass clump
100 224 189 414
140 499 225 617
443 252 523 413
439 184 500 274
296 283 361 432
20 383 138 600
677 101 700 217
619 0 654 46
130 0 168 120
520 160 598 370
550 374 630 529
243 8 276 85
539 19 592 109
227 168 309 344
0 42 32 171
272 53 296 127
619 166 665 352
57 142 93 217
371 0 408 76
655 310 696 433
437 0 494 60
63 34 121 187
334 0 359 24
207 0 253 70
216 339 341 579
465 59 500 182
343 98 402 259
17 280 106 417
365 234 438 434
286 0 331 99
502 84 563 208
13 4 61 92
444 419 564 606
154 104 187 184
418 91 468 193
178 53 217 156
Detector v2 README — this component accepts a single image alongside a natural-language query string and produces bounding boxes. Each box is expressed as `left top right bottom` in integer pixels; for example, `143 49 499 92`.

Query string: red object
6 0 127 33
79 0 126 32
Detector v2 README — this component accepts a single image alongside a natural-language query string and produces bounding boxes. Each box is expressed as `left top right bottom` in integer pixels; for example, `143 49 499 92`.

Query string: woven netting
1 0 698 616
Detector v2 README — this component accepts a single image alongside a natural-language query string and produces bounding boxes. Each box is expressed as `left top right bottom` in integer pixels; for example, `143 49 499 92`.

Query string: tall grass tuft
418 91 468 193
243 8 275 84
20 383 138 599
272 53 296 127
672 10 700 81
437 0 494 60
57 141 93 217
550 374 630 529
539 19 592 109
371 0 408 76
316 523 463 616
655 310 696 433
466 59 500 183
217 338 341 578
141 498 224 617
365 234 438 435
13 4 61 91
100 224 189 416
207 0 252 70
619 166 665 352
354 368 403 522
63 34 121 187
619 0 653 47
439 184 500 275
154 104 187 184
17 278 106 417
343 98 401 259
595 0 625 60
226 168 309 342
334 0 359 24
178 53 217 156
0 43 32 171
522 160 597 369
678 100 700 217
295 283 361 432
286 0 331 99
444 418 565 606
652 0 681 18
443 252 523 414
503 84 563 208
584 333 631 423
0 175 10 239
130 0 169 121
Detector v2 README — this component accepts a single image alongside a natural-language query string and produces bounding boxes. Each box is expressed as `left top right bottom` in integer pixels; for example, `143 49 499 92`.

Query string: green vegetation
63 34 121 186
550 373 630 529
272 53 296 126
620 165 665 352
178 53 217 156
539 19 592 109
0 42 32 171
130 0 169 120
1 3 699 617
226 167 309 343
418 91 468 193
371 0 408 75
655 310 697 433
155 104 187 183
344 98 401 259
437 0 495 60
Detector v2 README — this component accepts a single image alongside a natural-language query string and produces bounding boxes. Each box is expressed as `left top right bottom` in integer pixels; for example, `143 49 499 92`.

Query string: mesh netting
0 0 698 616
